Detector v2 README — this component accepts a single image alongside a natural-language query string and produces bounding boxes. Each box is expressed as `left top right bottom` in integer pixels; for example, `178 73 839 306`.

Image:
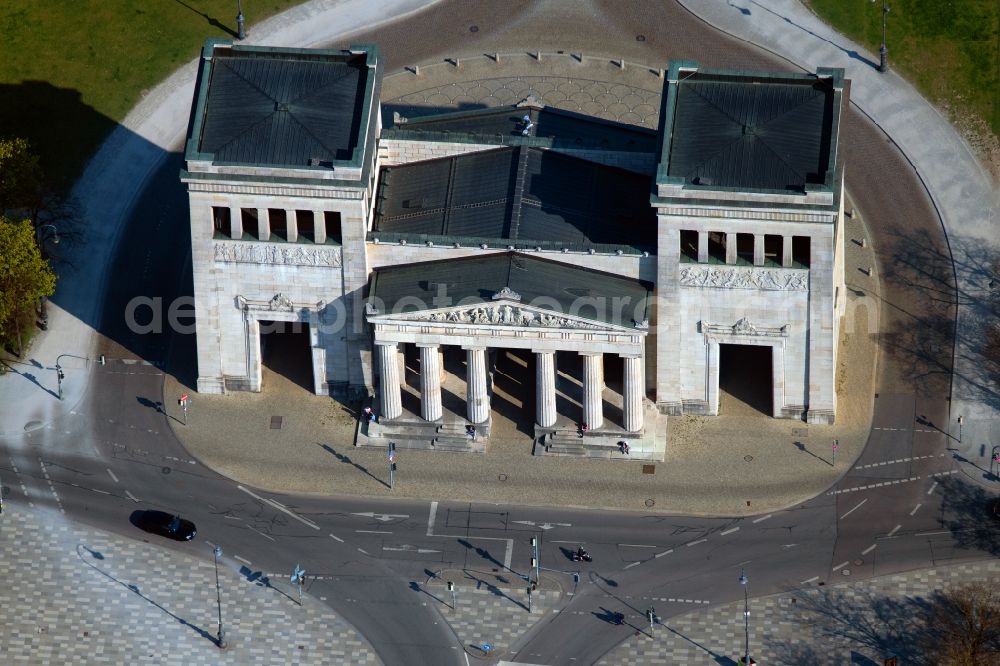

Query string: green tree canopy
0 137 44 215
0 216 56 354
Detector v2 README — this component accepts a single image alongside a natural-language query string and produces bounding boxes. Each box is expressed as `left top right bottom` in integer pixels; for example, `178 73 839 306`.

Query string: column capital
461 345 488 351
618 352 643 359
415 342 441 349
531 349 556 356
374 340 399 348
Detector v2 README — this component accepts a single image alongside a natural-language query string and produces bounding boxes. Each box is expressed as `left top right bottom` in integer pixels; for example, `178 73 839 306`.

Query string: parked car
133 510 197 541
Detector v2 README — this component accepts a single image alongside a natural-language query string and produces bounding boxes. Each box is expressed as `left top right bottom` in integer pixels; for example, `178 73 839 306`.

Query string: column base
196 376 226 394
655 401 683 416
806 408 836 425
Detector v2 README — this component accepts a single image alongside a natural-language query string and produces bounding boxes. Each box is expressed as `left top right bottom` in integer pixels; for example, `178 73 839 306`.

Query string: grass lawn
805 0 999 137
0 1 305 191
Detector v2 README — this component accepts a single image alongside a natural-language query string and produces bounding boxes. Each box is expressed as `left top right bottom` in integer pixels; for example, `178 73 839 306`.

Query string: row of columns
696 231 797 267
225 206 329 243
376 343 644 433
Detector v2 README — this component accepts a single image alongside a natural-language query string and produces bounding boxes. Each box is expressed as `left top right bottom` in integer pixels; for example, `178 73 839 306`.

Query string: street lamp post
739 568 752 665
213 545 227 649
874 0 890 73
236 0 246 40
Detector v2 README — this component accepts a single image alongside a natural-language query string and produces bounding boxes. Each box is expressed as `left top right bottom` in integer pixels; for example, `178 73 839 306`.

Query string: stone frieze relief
214 242 342 267
387 304 608 330
679 265 807 291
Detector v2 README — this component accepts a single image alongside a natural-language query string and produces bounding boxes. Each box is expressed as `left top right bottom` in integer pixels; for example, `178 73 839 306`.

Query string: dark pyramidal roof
196 48 369 166
369 252 651 328
665 72 837 192
373 146 655 249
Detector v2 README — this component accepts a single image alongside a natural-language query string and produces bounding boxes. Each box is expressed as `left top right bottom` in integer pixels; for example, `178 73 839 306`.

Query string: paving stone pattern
598 560 1000 666
0 505 379 665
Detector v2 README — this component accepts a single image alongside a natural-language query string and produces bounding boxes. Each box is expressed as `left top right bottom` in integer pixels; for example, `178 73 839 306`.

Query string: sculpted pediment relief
368 300 636 332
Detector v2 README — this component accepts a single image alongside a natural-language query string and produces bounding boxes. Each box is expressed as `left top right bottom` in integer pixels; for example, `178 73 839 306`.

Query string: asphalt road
1 2 986 665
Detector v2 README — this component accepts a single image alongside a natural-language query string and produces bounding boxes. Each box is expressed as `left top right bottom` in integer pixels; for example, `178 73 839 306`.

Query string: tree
0 137 43 215
920 581 1000 665
0 216 56 356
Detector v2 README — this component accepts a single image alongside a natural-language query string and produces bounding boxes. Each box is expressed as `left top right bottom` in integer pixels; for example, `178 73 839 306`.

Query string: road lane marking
887 525 901 537
909 503 922 516
654 549 673 558
503 539 513 571
720 527 740 536
927 481 938 495
801 576 819 584
620 544 657 548
247 525 275 542
832 561 849 571
356 530 392 534
854 453 945 469
686 538 708 547
124 490 140 503
752 514 772 523
329 533 345 543
106 469 119 483
234 555 252 566
357 547 369 555
861 544 877 555
352 512 409 522
828 477 920 495
236 485 319 530
623 561 641 570
426 501 438 536
915 530 949 537
89 488 110 495
840 498 868 520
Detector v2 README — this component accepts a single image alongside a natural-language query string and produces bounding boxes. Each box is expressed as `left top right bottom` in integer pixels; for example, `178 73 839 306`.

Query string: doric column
697 231 708 263
376 342 402 420
465 347 490 424
622 354 644 432
725 232 737 264
753 234 765 266
581 352 604 429
535 350 556 428
782 236 793 267
418 344 442 421
313 209 327 244
229 206 243 239
286 209 298 242
258 208 270 241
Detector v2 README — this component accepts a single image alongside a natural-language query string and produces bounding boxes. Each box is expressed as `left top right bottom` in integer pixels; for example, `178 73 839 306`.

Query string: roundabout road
2 2 990 664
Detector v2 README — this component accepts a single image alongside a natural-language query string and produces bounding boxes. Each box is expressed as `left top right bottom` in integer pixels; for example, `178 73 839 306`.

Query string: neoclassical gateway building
182 41 847 455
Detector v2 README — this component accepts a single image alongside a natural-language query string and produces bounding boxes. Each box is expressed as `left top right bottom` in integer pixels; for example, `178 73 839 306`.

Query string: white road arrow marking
351 512 409 522
383 545 441 554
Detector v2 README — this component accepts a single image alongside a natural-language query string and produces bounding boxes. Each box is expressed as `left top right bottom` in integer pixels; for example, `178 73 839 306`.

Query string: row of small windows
213 207 342 244
679 230 810 268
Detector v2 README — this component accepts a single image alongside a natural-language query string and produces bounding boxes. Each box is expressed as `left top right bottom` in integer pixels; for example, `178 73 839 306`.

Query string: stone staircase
358 417 488 453
532 401 665 461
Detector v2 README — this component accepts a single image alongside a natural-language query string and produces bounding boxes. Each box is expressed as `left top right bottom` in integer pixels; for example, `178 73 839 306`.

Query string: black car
133 510 197 541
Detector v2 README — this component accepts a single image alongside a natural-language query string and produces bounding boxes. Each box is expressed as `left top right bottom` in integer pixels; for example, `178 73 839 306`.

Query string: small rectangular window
212 207 231 238
324 211 342 244
792 236 811 268
707 231 726 263
736 233 754 263
268 209 287 241
241 208 259 240
296 210 314 243
764 235 782 265
679 230 698 261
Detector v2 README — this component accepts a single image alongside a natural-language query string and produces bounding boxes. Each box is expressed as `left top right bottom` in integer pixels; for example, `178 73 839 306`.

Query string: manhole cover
161 466 171 475
644 499 655 507
469 25 479 32
498 473 508 482
842 568 852 576
270 416 283 429
636 34 646 42
642 464 655 475
744 455 754 462
24 420 43 432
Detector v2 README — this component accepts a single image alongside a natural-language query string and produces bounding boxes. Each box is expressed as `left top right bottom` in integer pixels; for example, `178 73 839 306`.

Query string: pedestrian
619 440 629 455
363 406 376 423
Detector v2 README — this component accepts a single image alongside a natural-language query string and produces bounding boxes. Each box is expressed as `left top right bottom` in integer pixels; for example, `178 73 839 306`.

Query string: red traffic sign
180 393 189 402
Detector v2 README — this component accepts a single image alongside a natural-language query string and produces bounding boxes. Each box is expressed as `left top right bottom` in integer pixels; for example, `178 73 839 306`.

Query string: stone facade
184 47 847 428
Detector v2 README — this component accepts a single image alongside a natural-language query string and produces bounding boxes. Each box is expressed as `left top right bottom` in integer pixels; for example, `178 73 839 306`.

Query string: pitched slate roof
662 69 841 192
373 147 656 250
369 252 651 328
193 45 371 166
388 104 657 152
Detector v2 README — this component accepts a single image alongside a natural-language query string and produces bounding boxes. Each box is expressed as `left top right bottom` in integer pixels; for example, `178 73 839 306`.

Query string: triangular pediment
367 299 643 334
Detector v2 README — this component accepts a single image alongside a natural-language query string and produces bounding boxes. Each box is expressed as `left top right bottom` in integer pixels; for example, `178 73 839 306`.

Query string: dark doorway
719 344 772 416
259 319 313 392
